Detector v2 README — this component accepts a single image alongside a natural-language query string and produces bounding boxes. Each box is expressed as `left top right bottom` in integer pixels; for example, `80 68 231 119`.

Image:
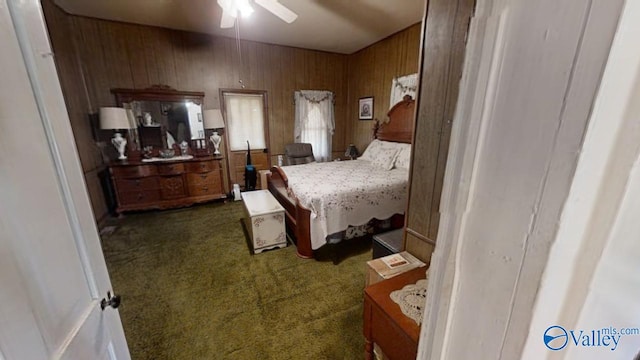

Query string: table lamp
345 144 358 160
100 107 130 160
204 109 226 155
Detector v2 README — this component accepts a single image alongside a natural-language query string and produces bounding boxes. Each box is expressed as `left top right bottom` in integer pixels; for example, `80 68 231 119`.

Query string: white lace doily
390 278 429 325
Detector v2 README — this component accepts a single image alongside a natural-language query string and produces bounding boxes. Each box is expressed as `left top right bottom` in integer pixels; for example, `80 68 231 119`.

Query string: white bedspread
281 159 409 250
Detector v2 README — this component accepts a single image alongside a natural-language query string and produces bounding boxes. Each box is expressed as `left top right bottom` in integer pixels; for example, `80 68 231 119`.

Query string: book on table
368 251 426 281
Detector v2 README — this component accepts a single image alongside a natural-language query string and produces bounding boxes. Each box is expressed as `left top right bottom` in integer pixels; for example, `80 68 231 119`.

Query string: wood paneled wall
42 0 422 223
68 16 349 161
42 0 109 220
404 0 474 262
347 24 421 152
69 15 349 193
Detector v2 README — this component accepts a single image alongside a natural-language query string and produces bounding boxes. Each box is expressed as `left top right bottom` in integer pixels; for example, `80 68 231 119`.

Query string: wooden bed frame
267 95 415 258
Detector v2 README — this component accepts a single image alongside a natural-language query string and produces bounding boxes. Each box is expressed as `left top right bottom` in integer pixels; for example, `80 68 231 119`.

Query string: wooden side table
363 266 427 360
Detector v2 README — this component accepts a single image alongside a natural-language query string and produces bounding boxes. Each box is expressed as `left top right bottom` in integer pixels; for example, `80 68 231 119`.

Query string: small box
372 229 403 259
366 251 425 286
241 190 287 254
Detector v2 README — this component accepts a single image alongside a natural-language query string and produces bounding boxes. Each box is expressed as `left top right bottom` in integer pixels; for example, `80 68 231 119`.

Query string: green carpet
101 201 372 359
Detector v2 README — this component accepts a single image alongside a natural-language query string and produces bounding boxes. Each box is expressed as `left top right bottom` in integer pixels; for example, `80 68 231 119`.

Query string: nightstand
364 267 427 360
372 229 403 259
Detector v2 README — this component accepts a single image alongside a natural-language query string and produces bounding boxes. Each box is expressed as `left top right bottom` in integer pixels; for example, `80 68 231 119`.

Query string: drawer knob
200 174 207 179
137 193 143 200
135 179 140 186
203 186 209 191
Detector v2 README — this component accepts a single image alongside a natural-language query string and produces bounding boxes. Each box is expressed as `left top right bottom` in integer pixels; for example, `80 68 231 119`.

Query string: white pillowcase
359 139 384 162
394 143 412 170
371 146 400 170
359 139 403 170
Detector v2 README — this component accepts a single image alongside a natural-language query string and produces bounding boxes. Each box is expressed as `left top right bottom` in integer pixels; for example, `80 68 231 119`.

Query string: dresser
110 156 225 213
363 267 427 360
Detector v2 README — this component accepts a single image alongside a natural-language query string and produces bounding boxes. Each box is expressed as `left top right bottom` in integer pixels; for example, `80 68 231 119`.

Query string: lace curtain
390 73 418 109
294 90 335 162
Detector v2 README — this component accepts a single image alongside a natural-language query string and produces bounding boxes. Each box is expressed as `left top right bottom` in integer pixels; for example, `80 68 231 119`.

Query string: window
220 89 270 189
223 93 266 151
294 91 335 162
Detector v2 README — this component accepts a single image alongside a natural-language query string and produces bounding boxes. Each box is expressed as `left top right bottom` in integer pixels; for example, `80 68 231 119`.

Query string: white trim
522 0 640 356
419 0 625 358
107 343 118 360
51 301 99 359
418 0 504 357
7 0 99 298
442 6 511 358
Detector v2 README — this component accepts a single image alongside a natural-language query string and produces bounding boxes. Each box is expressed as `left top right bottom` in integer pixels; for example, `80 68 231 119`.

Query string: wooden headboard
373 95 415 143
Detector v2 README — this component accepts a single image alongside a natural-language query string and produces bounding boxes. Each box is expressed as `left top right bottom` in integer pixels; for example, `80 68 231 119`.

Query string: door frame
521 0 640 356
418 0 626 358
219 88 271 190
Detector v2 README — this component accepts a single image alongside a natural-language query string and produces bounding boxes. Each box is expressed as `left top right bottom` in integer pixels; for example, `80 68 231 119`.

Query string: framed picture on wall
359 97 374 120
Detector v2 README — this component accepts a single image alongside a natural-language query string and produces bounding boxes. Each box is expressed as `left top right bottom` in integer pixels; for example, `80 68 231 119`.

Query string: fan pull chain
235 19 245 89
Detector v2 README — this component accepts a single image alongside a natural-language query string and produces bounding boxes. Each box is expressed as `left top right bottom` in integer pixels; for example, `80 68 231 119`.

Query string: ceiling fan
217 0 298 28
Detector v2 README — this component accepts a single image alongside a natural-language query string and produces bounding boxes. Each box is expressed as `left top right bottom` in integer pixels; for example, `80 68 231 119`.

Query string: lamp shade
345 144 358 158
99 107 130 130
203 109 225 129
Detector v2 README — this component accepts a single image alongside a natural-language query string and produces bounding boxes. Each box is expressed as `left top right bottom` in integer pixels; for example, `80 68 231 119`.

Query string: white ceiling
52 0 425 54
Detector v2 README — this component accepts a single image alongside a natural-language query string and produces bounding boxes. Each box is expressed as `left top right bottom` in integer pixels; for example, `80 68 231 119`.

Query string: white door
0 1 129 359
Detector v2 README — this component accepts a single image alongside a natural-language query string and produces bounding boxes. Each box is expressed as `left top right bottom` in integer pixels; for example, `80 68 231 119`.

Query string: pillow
370 146 400 170
359 139 383 162
394 143 412 169
359 140 401 160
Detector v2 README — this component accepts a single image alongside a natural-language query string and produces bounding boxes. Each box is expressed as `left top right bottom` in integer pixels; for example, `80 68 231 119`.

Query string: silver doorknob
100 291 121 310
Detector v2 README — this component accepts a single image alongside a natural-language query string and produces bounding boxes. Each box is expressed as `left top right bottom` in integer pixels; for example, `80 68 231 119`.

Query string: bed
267 95 415 259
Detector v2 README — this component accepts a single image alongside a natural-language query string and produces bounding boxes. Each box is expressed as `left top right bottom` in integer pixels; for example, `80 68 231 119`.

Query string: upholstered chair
284 143 315 165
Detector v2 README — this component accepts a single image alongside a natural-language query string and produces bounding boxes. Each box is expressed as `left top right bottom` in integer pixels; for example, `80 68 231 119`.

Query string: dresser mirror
112 86 205 152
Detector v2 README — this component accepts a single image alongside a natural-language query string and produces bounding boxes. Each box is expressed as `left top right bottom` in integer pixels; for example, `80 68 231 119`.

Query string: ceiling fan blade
254 0 298 23
217 0 237 28
220 9 236 28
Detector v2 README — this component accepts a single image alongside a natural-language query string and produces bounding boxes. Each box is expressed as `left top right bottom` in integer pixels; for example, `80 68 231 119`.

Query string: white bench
241 190 287 254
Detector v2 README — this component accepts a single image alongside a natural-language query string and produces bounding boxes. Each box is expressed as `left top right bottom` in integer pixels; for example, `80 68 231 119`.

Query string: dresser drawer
115 177 159 192
188 180 222 197
186 172 220 186
159 175 186 199
118 190 161 205
112 165 157 178
157 163 185 175
185 160 218 173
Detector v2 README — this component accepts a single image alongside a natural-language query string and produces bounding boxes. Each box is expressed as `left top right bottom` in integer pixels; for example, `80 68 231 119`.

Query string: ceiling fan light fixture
217 0 297 28
236 0 254 18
